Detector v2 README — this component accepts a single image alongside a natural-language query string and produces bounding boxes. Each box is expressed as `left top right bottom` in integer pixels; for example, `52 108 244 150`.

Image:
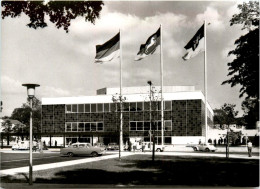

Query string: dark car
106 143 119 150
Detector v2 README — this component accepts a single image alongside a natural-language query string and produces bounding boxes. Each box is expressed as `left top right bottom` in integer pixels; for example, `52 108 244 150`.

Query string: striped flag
135 28 160 61
95 32 120 63
182 24 204 60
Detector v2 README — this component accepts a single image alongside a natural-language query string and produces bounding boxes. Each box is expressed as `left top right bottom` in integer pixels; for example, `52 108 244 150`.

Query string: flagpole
204 20 208 144
119 29 123 160
160 24 164 146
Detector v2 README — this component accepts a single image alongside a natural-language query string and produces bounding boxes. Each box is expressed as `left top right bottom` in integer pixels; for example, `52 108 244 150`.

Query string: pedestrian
247 141 253 157
133 140 137 152
199 139 201 144
214 139 217 146
55 140 57 147
142 142 145 152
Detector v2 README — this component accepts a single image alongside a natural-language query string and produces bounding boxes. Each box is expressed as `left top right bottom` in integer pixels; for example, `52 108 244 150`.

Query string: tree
10 97 42 136
214 104 238 128
1 119 13 145
1 1 104 33
222 1 259 128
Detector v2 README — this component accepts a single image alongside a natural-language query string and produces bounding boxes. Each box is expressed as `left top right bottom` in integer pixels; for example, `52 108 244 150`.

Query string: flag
135 28 160 61
95 32 120 63
182 24 204 60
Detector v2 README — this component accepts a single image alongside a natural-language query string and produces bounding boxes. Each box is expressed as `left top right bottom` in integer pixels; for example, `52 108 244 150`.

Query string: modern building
41 86 214 146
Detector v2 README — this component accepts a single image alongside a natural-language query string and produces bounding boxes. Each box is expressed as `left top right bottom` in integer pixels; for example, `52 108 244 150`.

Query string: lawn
1 154 259 187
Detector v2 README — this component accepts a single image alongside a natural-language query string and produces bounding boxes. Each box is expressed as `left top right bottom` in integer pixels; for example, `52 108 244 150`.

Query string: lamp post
112 94 126 160
22 83 40 185
226 127 230 158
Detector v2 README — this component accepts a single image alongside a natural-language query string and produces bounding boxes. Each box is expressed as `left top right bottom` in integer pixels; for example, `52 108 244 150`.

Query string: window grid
65 101 172 113
65 122 104 132
129 120 172 131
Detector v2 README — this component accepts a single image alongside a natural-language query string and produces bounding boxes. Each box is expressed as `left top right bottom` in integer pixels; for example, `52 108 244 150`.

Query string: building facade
41 86 214 146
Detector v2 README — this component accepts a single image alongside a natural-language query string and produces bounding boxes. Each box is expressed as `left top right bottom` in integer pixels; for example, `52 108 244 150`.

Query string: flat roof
42 90 214 114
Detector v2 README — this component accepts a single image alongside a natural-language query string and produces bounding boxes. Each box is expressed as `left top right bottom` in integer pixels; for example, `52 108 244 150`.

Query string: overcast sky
1 1 248 117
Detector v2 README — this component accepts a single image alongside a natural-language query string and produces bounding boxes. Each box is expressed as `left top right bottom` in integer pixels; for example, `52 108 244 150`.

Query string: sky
1 0 249 117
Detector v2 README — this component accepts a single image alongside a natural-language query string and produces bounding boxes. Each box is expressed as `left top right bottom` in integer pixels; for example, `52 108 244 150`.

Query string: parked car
12 141 30 150
141 142 165 152
106 143 119 150
60 143 106 157
193 143 217 152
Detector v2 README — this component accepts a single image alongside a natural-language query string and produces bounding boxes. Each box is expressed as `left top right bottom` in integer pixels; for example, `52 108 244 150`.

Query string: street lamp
226 127 230 158
22 83 40 185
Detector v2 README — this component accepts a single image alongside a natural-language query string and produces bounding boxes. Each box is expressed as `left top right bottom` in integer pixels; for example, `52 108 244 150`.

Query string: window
130 102 136 111
123 102 129 111
164 120 172 131
164 101 171 110
91 104 96 112
137 102 143 111
72 144 78 148
144 102 150 111
157 121 162 131
137 122 143 130
78 104 84 112
104 103 110 112
110 103 116 112
97 122 103 131
85 123 90 131
66 105 72 113
72 123 77 131
85 104 90 112
78 123 84 131
72 104 77 113
130 122 136 131
79 144 85 148
144 122 150 130
91 123 96 131
97 104 103 112
66 123 72 132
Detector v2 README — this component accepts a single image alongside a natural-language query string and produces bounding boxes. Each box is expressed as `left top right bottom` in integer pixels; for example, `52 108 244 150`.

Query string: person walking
247 141 253 157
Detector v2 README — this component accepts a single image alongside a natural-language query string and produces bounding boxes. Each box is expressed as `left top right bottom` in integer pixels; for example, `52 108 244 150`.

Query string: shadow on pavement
1 155 259 187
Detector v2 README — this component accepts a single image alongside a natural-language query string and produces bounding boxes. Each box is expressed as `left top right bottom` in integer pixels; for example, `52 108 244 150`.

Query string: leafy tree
10 97 42 136
222 1 259 128
214 104 238 128
1 119 13 145
1 1 104 32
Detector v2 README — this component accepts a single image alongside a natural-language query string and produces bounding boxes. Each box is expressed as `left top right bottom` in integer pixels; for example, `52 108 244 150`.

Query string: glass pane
164 101 171 110
164 121 172 131
66 105 71 113
137 102 143 111
85 104 90 112
157 121 162 131
158 102 161 111
97 122 103 131
130 102 136 111
72 123 77 131
144 102 150 111
104 103 110 112
91 123 96 131
97 104 103 112
110 103 116 112
130 122 136 131
91 104 96 112
137 122 143 130
85 123 90 131
144 122 150 130
78 104 84 112
66 123 71 132
72 104 77 112
78 123 84 131
123 102 129 111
